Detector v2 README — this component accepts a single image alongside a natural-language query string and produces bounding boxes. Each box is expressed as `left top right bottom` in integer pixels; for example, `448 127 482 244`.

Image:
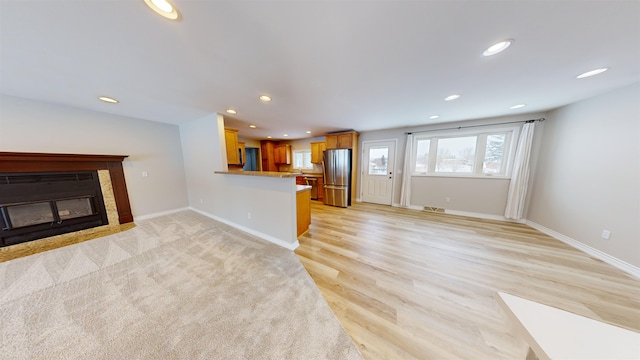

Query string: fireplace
0 171 108 247
0 152 133 261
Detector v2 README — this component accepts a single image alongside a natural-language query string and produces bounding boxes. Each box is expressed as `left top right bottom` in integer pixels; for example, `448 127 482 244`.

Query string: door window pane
414 139 430 173
435 136 476 173
368 147 389 175
483 134 506 174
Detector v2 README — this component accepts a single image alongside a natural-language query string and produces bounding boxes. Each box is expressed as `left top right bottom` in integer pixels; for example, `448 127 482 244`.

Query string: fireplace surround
0 171 109 247
0 152 133 259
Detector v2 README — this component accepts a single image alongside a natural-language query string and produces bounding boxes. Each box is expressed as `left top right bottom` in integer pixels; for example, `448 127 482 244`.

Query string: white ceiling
1 1 639 140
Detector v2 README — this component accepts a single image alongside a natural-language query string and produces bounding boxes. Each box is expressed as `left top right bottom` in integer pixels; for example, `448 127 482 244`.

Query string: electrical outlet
141 171 148 177
601 229 611 240
199 198 203 204
247 212 251 219
445 197 451 203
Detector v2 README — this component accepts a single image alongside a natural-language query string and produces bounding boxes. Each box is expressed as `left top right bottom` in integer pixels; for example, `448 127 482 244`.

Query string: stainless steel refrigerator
323 149 351 207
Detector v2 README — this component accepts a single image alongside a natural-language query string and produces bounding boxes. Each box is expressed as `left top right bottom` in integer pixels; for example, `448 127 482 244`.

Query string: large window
412 127 517 177
293 150 313 170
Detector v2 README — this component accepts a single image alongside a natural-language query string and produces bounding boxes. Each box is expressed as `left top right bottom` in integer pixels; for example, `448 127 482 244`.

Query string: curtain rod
405 117 545 135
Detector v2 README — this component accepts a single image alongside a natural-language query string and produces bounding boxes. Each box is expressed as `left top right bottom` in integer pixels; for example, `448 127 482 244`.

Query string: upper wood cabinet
274 144 292 164
310 142 326 164
224 128 240 165
325 131 357 149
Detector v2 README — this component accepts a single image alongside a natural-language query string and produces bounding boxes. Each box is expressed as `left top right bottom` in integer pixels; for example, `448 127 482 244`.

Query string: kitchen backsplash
278 163 323 174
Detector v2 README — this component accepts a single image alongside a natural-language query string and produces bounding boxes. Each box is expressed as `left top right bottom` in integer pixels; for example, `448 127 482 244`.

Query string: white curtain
504 122 535 220
400 133 413 207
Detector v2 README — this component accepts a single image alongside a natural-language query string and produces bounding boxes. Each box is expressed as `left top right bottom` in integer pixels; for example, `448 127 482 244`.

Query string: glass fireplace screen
1 197 95 230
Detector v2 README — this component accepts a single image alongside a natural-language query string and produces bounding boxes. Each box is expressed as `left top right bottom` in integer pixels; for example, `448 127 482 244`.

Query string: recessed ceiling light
444 94 460 101
306 131 312 134
259 95 272 102
249 125 257 129
510 104 526 109
576 68 609 79
226 109 237 115
98 96 119 104
483 39 513 56
429 115 439 119
283 134 289 137
143 0 181 21
267 136 272 139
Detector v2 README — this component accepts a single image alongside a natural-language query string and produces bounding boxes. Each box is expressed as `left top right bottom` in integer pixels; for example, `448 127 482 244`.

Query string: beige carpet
0 211 362 359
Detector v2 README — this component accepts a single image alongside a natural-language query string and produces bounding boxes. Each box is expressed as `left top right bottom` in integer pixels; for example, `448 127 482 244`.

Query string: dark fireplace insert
0 171 108 247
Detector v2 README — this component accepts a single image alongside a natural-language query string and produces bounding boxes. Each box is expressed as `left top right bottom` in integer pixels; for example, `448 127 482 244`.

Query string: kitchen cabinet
260 141 277 171
316 176 324 201
310 142 326 164
325 131 357 149
296 186 311 237
225 128 240 165
324 131 359 202
274 144 291 164
297 174 323 201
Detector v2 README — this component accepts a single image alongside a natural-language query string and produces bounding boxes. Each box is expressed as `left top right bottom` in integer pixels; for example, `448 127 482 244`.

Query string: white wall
180 114 298 248
526 83 640 268
359 113 546 215
0 95 188 218
411 177 510 215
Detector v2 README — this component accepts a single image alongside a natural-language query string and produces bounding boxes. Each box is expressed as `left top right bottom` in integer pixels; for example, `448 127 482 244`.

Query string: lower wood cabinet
296 188 311 237
316 176 324 202
296 175 324 201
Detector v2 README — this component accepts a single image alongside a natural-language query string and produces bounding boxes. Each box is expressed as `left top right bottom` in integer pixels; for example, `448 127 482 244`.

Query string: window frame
411 125 520 179
292 149 313 170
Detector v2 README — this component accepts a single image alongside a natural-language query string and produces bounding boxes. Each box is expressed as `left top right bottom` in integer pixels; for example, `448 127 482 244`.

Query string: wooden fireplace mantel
0 152 133 224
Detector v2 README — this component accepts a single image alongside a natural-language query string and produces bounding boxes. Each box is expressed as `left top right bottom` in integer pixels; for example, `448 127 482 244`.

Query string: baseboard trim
391 202 423 211
445 209 525 223
525 220 640 279
188 207 299 251
134 207 190 221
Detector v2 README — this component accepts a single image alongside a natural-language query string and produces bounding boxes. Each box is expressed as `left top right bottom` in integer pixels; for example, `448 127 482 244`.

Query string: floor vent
423 206 445 213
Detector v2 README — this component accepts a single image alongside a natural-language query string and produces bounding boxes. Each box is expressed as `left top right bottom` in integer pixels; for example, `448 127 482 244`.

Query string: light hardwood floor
295 202 640 360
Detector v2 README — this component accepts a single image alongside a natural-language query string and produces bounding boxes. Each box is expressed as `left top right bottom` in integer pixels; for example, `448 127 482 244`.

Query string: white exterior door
362 140 395 205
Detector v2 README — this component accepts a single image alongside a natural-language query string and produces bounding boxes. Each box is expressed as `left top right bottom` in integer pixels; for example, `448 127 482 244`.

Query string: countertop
215 170 301 178
296 185 312 193
298 173 323 178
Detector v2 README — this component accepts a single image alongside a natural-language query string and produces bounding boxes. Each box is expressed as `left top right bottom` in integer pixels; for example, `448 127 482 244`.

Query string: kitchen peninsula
214 170 310 248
